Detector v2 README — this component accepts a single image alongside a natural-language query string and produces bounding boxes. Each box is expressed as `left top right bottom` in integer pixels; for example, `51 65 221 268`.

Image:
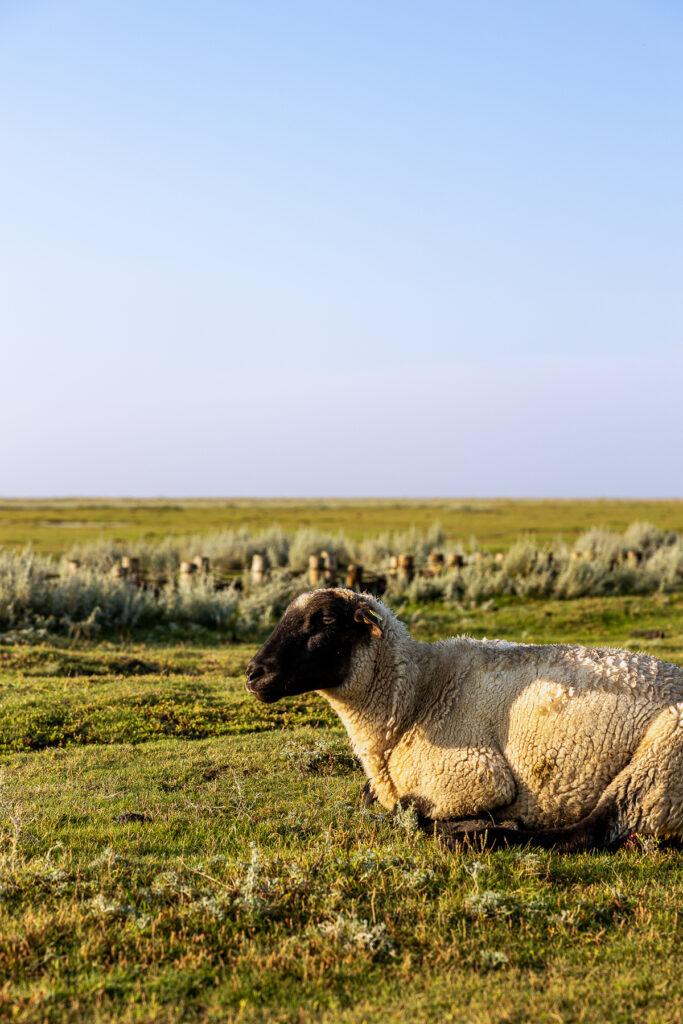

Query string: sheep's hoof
429 820 522 851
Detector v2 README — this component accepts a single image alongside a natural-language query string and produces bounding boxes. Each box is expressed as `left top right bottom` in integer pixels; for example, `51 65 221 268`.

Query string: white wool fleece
317 592 683 837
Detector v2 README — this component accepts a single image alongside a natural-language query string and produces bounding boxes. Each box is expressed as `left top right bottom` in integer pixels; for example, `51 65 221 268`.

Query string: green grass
2 595 683 1022
3 496 683 554
0 645 336 753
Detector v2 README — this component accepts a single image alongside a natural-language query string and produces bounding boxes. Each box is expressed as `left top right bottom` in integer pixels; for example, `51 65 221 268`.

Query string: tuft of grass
279 738 359 776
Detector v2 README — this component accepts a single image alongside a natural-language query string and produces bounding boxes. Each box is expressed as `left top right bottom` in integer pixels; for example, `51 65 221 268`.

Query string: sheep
245 588 683 852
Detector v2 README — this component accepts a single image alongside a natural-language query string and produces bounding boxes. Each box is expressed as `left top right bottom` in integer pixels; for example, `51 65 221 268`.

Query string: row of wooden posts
262 551 468 589
64 545 647 591
66 555 211 590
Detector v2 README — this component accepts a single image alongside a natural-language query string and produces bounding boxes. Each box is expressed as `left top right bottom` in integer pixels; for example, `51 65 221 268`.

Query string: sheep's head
245 588 383 703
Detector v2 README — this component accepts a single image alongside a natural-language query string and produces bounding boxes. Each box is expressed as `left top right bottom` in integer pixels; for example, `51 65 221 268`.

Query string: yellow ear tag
362 616 373 625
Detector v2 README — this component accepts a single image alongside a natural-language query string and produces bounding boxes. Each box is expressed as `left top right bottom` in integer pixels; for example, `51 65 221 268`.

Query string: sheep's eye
322 615 335 624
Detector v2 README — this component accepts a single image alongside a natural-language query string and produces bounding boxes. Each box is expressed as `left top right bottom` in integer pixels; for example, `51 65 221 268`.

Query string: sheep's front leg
392 797 509 838
424 799 626 854
388 742 518 822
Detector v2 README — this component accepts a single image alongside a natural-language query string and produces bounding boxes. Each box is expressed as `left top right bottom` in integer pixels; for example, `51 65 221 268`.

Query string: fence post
346 564 363 590
179 561 195 589
308 554 323 587
121 556 140 584
251 554 266 585
321 551 338 584
428 552 444 576
397 554 414 583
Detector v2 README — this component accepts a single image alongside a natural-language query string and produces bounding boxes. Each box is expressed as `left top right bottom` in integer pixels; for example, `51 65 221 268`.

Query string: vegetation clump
1 522 683 637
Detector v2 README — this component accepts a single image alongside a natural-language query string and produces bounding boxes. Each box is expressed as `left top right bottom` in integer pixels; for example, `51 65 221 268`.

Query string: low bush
2 522 683 637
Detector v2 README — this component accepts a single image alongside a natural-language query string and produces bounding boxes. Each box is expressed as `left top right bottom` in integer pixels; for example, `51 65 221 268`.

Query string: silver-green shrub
647 537 683 592
3 521 683 635
572 529 624 563
622 521 674 557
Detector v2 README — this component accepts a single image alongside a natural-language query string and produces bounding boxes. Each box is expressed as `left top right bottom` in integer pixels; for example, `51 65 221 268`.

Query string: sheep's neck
320 635 440 808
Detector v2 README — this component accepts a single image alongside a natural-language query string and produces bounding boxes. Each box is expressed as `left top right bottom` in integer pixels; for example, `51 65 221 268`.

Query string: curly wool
318 593 683 838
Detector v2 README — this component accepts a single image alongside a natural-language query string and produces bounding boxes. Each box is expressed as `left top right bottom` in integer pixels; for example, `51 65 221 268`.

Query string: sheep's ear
354 603 383 638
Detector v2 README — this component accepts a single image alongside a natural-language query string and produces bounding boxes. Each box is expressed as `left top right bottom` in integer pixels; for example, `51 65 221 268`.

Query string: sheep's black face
245 590 382 703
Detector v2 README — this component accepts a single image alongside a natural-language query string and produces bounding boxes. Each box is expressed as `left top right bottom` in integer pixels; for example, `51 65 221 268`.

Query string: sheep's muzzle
245 660 286 703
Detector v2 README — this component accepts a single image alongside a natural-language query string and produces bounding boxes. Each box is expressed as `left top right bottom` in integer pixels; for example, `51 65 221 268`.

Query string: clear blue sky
1 1 681 497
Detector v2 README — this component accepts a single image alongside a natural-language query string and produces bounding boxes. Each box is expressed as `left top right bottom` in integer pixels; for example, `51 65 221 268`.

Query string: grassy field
3 497 683 554
3 593 683 1022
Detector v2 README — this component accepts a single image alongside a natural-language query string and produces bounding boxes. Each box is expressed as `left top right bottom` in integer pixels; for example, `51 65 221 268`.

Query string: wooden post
121 556 140 583
308 554 323 586
193 556 210 574
428 552 445 576
66 559 80 575
179 561 196 589
397 554 414 583
321 551 337 584
251 554 266 585
346 564 363 590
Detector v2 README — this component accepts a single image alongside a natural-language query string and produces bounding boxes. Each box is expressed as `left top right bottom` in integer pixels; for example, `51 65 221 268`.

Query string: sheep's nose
246 660 265 682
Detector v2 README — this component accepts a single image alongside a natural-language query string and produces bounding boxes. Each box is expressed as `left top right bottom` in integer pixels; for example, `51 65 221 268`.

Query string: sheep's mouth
245 677 284 703
246 670 321 702
249 690 282 705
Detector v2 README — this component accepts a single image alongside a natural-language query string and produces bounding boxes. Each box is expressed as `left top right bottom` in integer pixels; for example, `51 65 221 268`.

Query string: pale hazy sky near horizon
1 1 682 498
